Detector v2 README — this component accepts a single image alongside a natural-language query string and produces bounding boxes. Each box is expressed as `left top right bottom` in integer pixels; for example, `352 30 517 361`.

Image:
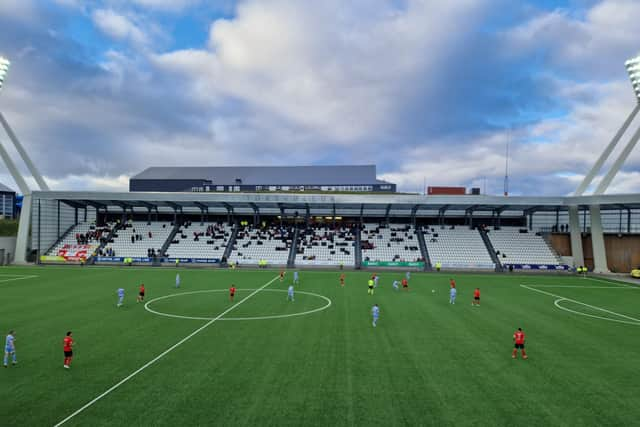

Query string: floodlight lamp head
625 54 640 103
0 56 10 91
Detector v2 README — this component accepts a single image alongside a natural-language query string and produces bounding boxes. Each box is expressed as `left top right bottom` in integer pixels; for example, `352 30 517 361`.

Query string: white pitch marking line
0 275 38 284
554 299 640 326
144 288 332 321
521 284 640 323
586 277 637 288
0 274 38 277
54 275 280 427
526 285 636 289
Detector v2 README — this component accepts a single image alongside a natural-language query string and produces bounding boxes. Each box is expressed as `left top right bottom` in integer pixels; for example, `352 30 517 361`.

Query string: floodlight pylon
0 55 50 264
570 54 640 273
574 54 640 196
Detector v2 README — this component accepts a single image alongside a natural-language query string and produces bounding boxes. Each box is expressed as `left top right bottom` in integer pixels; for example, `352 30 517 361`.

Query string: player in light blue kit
175 273 181 288
405 271 411 281
293 271 299 285
287 285 295 302
374 275 380 288
117 288 125 307
392 280 399 291
4 330 16 367
449 286 457 304
371 304 380 327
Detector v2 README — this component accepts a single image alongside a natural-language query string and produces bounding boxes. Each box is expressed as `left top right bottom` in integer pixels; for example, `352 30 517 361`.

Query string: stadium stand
106 221 173 258
296 225 356 266
486 227 563 265
361 223 422 262
423 226 495 269
165 222 231 260
47 221 112 257
228 224 293 265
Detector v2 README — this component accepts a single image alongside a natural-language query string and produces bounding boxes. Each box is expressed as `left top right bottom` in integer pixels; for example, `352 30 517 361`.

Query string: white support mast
0 55 51 264
569 53 640 273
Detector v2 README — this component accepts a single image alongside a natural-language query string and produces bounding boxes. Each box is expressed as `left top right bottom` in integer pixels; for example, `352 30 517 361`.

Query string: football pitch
1 266 639 426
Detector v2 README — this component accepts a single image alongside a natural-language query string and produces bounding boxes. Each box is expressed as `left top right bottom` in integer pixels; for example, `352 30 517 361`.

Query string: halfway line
54 275 279 427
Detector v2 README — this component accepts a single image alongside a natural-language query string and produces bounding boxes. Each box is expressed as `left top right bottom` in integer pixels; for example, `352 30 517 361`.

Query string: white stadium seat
165 222 231 259
487 227 563 265
228 225 292 265
360 223 421 263
106 221 173 258
424 226 494 269
296 226 356 266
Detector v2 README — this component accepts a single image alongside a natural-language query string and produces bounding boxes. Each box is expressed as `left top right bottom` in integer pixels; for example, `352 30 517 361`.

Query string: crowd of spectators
234 224 293 252
75 223 113 246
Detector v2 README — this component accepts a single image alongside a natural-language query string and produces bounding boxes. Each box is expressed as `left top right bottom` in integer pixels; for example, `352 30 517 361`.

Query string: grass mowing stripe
53 275 279 427
521 284 640 323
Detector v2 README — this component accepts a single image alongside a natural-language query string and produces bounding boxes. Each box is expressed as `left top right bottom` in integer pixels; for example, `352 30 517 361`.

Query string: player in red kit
449 278 456 288
472 288 480 306
401 278 408 291
229 285 236 302
340 273 345 287
63 331 74 369
137 284 145 303
512 328 527 359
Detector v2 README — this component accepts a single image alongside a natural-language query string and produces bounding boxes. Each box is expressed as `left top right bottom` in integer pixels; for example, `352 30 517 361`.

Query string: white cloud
379 75 640 196
3 0 639 198
156 0 488 142
130 0 199 12
504 0 640 78
92 9 149 46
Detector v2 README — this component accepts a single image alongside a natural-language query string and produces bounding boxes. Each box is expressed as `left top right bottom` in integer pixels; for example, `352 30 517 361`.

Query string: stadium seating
47 221 112 256
486 227 563 265
228 225 293 265
423 226 494 269
106 221 173 258
360 223 421 262
165 222 231 259
296 225 356 266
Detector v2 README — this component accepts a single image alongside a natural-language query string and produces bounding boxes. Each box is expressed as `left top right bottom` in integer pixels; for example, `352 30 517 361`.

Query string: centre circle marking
144 288 332 321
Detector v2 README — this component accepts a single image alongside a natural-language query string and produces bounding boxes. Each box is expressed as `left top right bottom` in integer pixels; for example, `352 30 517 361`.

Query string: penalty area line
520 284 640 323
54 275 279 427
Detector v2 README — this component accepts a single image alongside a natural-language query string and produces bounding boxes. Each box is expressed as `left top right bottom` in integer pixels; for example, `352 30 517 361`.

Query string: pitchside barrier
39 256 569 271
503 264 570 271
361 261 425 268
93 257 220 264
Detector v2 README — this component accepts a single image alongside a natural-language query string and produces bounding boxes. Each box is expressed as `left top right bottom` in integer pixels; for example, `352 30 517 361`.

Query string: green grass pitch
1 266 639 426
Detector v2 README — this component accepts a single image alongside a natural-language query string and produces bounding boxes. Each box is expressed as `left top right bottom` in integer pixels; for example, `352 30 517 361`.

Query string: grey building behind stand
130 165 396 193
0 182 16 219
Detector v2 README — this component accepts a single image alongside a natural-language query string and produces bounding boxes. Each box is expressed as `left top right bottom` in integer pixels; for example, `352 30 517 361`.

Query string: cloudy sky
0 0 639 195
